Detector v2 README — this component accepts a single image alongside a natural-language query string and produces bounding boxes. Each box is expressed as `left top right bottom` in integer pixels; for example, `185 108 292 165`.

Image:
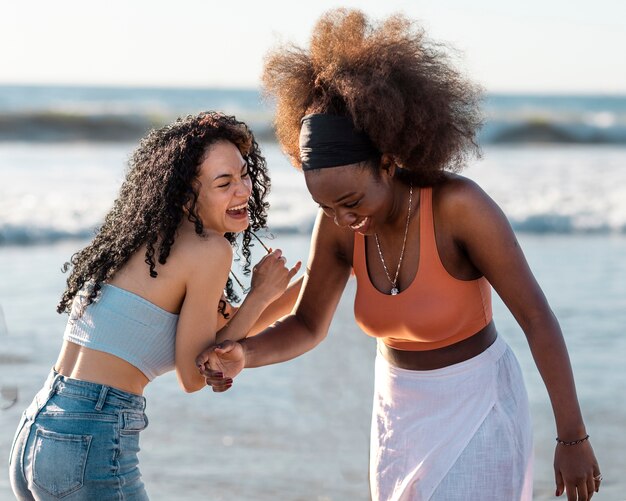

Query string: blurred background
1 1 625 499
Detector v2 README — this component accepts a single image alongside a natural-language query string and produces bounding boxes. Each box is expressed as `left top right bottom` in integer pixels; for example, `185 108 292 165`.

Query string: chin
227 222 250 234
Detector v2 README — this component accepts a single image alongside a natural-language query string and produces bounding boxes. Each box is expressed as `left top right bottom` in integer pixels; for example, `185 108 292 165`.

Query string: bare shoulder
435 173 492 207
313 209 354 267
175 227 233 278
433 173 502 227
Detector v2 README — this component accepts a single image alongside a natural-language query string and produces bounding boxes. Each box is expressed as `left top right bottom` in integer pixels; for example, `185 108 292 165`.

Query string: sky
1 0 625 93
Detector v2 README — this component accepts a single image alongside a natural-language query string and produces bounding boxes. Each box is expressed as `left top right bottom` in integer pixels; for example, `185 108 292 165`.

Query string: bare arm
214 252 301 344
196 210 352 373
247 275 304 336
176 239 297 392
443 178 599 497
175 235 233 393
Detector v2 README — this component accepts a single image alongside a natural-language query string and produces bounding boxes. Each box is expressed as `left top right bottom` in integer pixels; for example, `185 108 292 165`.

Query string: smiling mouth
350 217 368 231
226 202 248 216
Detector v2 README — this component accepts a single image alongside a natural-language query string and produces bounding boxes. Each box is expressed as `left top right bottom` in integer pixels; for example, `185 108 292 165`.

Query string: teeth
227 203 248 211
350 218 367 230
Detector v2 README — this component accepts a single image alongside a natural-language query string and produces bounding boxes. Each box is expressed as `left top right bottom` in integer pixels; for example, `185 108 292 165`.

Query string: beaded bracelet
556 434 590 446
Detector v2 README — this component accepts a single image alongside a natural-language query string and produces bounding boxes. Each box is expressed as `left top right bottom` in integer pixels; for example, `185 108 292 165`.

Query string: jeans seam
38 411 117 422
114 414 122 499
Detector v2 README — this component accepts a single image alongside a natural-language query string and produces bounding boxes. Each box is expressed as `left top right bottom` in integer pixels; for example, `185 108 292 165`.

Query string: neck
380 183 416 236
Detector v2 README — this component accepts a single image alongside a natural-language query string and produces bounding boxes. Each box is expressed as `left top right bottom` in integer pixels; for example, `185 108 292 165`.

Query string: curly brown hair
57 111 270 315
262 9 483 185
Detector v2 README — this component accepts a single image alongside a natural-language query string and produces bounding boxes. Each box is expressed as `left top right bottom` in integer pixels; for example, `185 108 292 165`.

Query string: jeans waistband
43 370 146 411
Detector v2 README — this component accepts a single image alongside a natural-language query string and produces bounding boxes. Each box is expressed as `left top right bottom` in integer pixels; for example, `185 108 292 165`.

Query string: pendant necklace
374 185 413 295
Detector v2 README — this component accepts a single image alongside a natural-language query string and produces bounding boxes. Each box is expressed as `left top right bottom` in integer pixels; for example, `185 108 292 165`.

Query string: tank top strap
353 231 366 275
418 186 440 268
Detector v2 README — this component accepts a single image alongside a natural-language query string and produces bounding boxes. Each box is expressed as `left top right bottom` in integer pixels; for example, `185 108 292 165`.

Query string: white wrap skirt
370 335 533 501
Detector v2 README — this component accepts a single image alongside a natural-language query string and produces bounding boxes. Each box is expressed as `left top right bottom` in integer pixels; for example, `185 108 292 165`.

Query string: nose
333 208 356 228
236 177 252 196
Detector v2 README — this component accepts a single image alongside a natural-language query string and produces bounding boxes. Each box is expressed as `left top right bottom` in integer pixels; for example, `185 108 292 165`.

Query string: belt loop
95 385 109 411
46 372 62 401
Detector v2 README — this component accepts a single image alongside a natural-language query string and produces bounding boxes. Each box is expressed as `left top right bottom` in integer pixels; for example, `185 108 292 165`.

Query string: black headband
299 114 380 171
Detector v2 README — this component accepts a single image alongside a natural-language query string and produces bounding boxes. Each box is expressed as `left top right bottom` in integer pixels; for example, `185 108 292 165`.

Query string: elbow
311 330 328 349
517 308 561 341
177 373 206 393
297 313 328 348
180 381 205 394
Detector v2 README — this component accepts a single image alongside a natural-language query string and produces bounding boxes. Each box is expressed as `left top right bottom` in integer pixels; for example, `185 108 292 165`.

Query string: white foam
1 143 626 244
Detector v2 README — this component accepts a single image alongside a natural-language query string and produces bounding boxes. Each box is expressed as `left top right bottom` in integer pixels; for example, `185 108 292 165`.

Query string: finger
565 481 577 501
587 467 602 492
288 261 302 279
214 341 236 354
211 383 232 393
199 367 223 378
591 467 601 494
555 470 564 497
209 380 233 392
586 475 595 499
199 365 223 377
255 250 281 269
195 348 214 368
577 481 589 501
206 376 232 386
201 367 226 379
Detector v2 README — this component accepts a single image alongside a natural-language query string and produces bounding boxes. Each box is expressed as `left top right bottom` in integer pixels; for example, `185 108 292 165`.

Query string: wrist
555 412 587 440
240 338 250 368
556 434 590 446
555 423 587 442
245 287 273 309
555 426 588 444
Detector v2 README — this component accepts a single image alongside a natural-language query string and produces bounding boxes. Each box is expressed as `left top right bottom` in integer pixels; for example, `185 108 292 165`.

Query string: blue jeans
9 370 150 500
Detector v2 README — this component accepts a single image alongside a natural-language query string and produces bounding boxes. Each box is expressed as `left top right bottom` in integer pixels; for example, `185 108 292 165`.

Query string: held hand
250 249 301 304
196 341 245 392
554 440 601 500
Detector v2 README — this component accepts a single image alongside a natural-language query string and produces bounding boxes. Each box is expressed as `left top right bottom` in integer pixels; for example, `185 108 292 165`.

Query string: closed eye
217 167 248 188
344 200 360 209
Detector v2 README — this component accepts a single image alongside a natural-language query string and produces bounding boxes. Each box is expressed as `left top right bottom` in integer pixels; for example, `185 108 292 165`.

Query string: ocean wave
0 225 95 246
2 86 626 144
0 112 276 143
481 118 626 144
0 110 625 144
1 215 624 246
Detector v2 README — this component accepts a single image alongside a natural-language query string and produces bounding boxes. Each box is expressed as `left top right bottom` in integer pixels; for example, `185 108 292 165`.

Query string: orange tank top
353 187 492 351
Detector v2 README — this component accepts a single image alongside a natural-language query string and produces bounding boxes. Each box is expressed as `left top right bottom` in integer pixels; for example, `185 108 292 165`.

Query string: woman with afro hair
9 111 302 500
198 10 601 501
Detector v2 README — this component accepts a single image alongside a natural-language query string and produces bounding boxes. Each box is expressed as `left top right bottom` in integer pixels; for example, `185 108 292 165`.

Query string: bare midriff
54 340 149 395
378 321 497 371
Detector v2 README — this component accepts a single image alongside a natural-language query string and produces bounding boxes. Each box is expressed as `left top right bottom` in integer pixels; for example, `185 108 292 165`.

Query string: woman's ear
182 195 192 215
380 154 397 178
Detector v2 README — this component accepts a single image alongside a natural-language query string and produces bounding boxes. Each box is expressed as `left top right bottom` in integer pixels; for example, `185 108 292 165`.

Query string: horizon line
0 82 625 98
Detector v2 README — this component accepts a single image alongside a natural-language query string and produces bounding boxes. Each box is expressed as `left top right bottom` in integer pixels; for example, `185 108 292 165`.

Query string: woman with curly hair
8 111 301 500
197 10 601 501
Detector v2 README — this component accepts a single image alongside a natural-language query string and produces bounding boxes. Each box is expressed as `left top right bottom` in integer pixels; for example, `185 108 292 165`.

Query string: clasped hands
196 340 245 392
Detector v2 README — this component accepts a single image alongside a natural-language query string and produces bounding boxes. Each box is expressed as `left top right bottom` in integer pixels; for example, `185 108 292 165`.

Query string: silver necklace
374 185 413 295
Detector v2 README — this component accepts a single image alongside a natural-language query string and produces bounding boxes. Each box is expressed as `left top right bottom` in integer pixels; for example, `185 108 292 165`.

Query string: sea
0 85 625 500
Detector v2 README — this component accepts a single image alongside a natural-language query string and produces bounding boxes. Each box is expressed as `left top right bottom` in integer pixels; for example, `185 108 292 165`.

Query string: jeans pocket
120 410 148 435
32 428 92 498
8 412 27 466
